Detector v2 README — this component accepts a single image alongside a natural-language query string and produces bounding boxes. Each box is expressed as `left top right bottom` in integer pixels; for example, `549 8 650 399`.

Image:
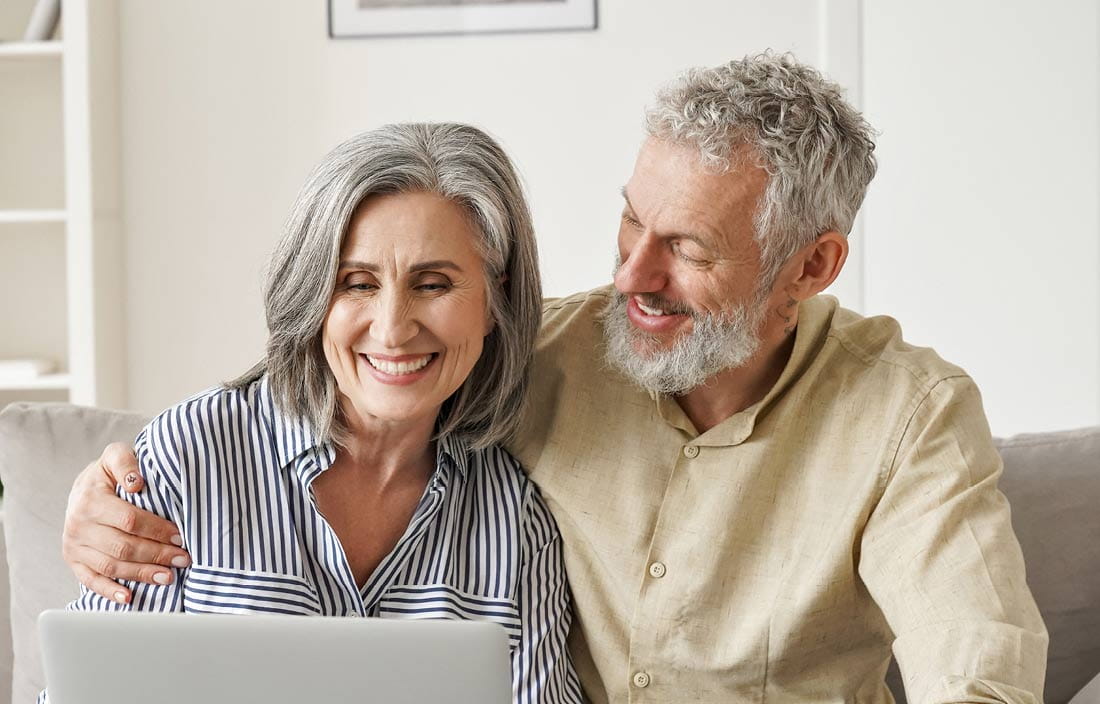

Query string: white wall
117 0 823 413
115 0 1100 437
861 0 1100 435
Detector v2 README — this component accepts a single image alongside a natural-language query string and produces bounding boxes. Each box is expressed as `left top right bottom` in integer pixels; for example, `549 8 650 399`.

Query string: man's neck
676 330 796 434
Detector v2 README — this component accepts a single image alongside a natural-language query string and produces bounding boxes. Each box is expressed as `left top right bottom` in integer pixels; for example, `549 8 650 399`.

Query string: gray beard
602 287 767 396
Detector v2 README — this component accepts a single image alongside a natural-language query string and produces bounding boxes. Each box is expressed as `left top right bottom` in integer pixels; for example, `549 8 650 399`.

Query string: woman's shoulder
138 378 271 461
462 442 530 488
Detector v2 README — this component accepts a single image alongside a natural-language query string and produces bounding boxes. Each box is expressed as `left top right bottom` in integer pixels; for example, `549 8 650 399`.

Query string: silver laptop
39 610 512 704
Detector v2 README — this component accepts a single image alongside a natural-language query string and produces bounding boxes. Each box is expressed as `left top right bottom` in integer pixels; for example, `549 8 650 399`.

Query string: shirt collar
258 376 328 469
435 431 471 481
653 294 839 447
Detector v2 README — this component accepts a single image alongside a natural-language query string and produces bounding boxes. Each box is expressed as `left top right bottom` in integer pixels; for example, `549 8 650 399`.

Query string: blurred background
0 0 1096 437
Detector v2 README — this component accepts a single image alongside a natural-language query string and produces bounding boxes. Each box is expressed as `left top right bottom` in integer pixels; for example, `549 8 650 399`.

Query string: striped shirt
46 377 583 704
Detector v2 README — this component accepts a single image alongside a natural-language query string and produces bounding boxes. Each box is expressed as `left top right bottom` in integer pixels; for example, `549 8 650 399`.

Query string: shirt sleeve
68 418 188 614
513 482 586 704
859 375 1048 704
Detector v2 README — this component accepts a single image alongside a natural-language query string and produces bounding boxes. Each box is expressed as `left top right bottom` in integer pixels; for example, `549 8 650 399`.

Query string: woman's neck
336 402 438 487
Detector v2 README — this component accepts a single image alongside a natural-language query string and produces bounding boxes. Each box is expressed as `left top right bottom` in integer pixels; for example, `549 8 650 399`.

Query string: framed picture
328 0 598 38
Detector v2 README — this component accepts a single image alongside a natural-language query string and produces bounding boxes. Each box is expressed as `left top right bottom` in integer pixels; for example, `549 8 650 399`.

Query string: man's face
604 138 774 394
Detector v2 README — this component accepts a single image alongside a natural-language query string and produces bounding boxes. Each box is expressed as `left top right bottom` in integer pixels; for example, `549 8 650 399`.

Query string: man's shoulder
535 285 614 361
540 286 614 332
810 295 970 393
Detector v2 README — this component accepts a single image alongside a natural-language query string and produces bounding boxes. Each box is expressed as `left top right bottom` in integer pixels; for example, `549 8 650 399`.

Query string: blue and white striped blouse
54 377 584 704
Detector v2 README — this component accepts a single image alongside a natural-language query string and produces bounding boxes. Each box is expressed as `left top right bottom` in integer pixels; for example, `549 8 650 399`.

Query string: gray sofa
0 403 1097 704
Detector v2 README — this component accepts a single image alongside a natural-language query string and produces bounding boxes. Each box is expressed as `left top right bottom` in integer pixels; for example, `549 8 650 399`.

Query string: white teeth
636 299 668 316
365 354 432 375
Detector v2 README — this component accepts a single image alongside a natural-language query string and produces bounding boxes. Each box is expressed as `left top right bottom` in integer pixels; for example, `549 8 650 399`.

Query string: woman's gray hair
229 123 542 451
645 51 878 285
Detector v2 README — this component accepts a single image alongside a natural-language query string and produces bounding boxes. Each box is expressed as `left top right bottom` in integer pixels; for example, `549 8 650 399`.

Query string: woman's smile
359 352 438 385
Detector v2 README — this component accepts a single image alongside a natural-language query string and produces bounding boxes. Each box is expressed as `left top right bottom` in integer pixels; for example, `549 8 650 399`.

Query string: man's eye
622 214 642 228
673 242 706 264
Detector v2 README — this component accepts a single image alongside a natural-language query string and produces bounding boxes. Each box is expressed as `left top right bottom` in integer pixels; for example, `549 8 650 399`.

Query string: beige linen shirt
509 286 1047 704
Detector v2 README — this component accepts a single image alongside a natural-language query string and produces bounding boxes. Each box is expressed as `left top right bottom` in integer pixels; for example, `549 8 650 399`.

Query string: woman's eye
416 281 450 293
342 277 377 292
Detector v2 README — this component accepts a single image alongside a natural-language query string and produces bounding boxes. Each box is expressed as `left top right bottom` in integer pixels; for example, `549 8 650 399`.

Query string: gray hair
229 123 542 451
645 52 878 285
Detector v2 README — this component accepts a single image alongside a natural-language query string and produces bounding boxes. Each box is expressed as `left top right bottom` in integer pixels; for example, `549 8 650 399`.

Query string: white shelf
0 373 70 391
0 41 62 58
0 210 67 224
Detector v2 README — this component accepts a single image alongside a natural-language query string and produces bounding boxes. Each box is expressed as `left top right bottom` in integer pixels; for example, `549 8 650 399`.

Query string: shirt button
633 672 651 688
683 445 699 458
648 561 666 579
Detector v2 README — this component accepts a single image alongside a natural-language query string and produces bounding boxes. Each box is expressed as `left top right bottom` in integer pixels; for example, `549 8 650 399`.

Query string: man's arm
859 376 1047 704
63 443 191 604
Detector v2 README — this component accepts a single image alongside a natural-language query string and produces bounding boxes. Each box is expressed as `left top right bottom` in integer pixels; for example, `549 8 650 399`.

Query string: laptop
39 610 512 704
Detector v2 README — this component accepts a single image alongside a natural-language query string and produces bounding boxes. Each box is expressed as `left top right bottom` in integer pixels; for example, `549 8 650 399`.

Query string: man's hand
62 443 191 604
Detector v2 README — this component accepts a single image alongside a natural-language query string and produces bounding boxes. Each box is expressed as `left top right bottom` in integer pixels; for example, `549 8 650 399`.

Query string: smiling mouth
363 353 435 376
635 299 670 317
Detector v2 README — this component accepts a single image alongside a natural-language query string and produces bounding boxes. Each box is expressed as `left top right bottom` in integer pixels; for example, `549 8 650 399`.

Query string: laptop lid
39 610 512 704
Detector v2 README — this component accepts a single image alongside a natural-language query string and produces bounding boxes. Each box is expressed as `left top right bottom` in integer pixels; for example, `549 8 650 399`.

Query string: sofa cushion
0 403 149 704
999 427 1100 703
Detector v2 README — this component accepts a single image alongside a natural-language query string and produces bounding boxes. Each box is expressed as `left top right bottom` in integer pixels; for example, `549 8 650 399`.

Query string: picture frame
328 0 598 39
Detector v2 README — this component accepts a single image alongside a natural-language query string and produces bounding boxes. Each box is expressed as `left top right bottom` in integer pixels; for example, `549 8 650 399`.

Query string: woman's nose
368 292 419 348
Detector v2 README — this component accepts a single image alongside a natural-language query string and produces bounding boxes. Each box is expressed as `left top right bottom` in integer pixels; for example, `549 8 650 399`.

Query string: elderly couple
52 54 1047 703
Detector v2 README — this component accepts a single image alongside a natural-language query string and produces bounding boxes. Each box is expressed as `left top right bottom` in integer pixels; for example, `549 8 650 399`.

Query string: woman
43 123 582 703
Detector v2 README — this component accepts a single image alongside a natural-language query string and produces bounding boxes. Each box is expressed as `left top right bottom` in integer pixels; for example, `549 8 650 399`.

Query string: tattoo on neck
780 296 797 335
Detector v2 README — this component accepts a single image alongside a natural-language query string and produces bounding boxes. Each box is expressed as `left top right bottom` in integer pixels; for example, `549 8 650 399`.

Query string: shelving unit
0 209 66 223
0 0 124 410
0 39 61 58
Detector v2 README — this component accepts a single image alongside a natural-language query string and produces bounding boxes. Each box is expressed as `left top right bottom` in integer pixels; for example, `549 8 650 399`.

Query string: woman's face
322 191 493 431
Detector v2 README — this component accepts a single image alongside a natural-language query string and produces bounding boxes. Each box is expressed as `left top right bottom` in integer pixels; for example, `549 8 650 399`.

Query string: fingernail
153 572 171 585
171 555 191 568
114 591 127 604
169 534 183 547
124 473 139 486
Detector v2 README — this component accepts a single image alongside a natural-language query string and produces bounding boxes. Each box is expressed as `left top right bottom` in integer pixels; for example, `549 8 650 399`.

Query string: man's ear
786 231 848 300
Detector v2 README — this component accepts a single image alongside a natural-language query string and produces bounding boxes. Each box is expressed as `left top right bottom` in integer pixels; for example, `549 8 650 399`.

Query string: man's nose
369 291 419 348
614 232 667 294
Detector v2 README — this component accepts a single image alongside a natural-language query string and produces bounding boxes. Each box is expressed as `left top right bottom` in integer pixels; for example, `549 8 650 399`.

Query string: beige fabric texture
511 287 1049 704
0 403 149 704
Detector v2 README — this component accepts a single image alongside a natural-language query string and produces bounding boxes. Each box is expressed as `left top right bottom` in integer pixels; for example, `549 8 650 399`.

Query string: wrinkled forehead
624 138 769 246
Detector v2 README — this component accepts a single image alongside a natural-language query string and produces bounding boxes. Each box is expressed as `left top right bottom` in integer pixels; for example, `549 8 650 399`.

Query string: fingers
74 563 131 605
78 523 191 569
101 442 143 493
73 546 179 590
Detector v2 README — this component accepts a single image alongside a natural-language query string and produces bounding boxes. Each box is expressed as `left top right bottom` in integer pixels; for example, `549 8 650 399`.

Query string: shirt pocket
183 564 322 616
377 584 522 651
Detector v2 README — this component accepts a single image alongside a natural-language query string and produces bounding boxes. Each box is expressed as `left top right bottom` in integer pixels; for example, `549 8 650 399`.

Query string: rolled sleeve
859 376 1047 704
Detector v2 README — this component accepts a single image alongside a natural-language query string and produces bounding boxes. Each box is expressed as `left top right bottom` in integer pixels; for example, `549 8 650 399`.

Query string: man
62 53 1047 702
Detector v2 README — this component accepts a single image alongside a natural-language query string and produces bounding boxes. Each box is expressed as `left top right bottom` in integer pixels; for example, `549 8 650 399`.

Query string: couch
0 402 1097 704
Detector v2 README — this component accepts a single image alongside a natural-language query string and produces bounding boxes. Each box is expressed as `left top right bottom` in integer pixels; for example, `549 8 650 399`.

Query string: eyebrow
337 259 464 273
619 186 712 248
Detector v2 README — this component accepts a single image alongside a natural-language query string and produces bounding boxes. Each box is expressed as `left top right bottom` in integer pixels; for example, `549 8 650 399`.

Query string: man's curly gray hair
645 52 878 285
